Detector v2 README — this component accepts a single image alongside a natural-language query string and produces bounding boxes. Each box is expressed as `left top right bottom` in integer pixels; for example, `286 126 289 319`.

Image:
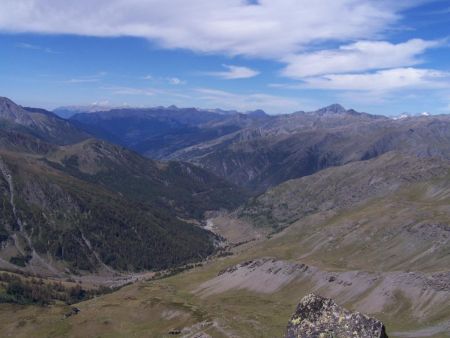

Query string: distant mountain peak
315 103 347 114
246 109 268 117
0 96 16 106
0 96 34 124
0 96 89 145
53 103 131 118
0 96 21 112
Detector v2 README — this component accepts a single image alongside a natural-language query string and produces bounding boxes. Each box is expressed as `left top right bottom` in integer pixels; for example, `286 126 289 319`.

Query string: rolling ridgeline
1 97 450 336
69 103 450 194
0 97 246 273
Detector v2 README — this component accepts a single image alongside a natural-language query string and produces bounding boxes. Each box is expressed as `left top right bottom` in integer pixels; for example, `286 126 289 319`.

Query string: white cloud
195 88 311 113
107 86 156 96
64 72 107 84
101 85 311 113
282 39 442 78
3 0 445 101
65 78 100 84
208 64 259 79
300 68 450 92
142 75 186 85
0 0 415 58
15 42 56 53
167 77 185 85
105 85 192 99
427 6 450 15
16 42 41 50
91 100 111 106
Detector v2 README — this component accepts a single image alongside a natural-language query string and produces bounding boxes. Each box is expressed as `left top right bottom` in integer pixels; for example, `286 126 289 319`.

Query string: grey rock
286 294 388 338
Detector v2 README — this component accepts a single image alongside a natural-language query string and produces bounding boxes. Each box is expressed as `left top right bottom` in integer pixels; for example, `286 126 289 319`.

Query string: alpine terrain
0 96 448 338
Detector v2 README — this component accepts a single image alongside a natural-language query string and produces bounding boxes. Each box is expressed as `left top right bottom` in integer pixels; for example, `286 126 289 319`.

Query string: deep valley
0 97 449 337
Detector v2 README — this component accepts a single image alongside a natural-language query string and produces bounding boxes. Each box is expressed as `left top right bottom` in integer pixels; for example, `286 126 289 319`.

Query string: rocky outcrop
286 294 388 338
196 258 311 296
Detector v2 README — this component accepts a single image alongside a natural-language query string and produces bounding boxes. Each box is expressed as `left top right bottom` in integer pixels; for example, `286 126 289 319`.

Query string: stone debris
198 258 311 296
64 307 80 319
168 328 181 335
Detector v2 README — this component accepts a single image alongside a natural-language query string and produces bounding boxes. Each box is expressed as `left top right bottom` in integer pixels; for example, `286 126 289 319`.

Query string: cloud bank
208 65 259 79
281 39 442 78
0 0 410 57
1 0 446 99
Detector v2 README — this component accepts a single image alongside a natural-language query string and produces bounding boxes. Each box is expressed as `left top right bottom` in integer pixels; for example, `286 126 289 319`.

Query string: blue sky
0 0 449 115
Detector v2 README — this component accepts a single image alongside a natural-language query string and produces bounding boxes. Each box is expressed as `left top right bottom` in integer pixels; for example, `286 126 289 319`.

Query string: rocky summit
286 294 388 338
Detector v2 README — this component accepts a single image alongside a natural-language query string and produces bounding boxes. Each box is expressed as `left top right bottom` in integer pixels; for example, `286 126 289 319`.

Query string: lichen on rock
286 294 388 338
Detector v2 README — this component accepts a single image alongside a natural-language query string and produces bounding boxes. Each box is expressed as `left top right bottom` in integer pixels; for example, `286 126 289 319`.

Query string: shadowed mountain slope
170 112 450 193
70 106 270 159
73 103 450 194
0 99 450 337
0 97 90 145
0 98 248 274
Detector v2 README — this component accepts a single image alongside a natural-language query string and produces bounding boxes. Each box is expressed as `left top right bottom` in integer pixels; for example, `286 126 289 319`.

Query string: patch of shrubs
151 262 204 280
9 255 32 267
0 272 113 306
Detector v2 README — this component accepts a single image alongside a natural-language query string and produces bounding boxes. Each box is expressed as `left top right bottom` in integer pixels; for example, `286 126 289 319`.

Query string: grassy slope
1 175 450 337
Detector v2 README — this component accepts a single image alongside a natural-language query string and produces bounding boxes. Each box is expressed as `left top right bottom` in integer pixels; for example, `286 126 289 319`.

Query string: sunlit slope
2 152 449 337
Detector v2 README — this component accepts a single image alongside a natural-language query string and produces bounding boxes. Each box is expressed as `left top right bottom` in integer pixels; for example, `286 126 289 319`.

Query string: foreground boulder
286 294 388 338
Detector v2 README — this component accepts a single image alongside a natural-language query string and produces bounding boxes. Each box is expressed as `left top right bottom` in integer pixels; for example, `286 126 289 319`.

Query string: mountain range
68 102 450 194
0 97 246 274
0 96 449 337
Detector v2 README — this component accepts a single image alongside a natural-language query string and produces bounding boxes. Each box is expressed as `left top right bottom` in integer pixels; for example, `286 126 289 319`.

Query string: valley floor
0 211 449 337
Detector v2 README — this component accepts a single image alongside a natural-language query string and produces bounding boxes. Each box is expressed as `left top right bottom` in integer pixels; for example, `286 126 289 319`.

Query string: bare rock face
286 294 388 338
